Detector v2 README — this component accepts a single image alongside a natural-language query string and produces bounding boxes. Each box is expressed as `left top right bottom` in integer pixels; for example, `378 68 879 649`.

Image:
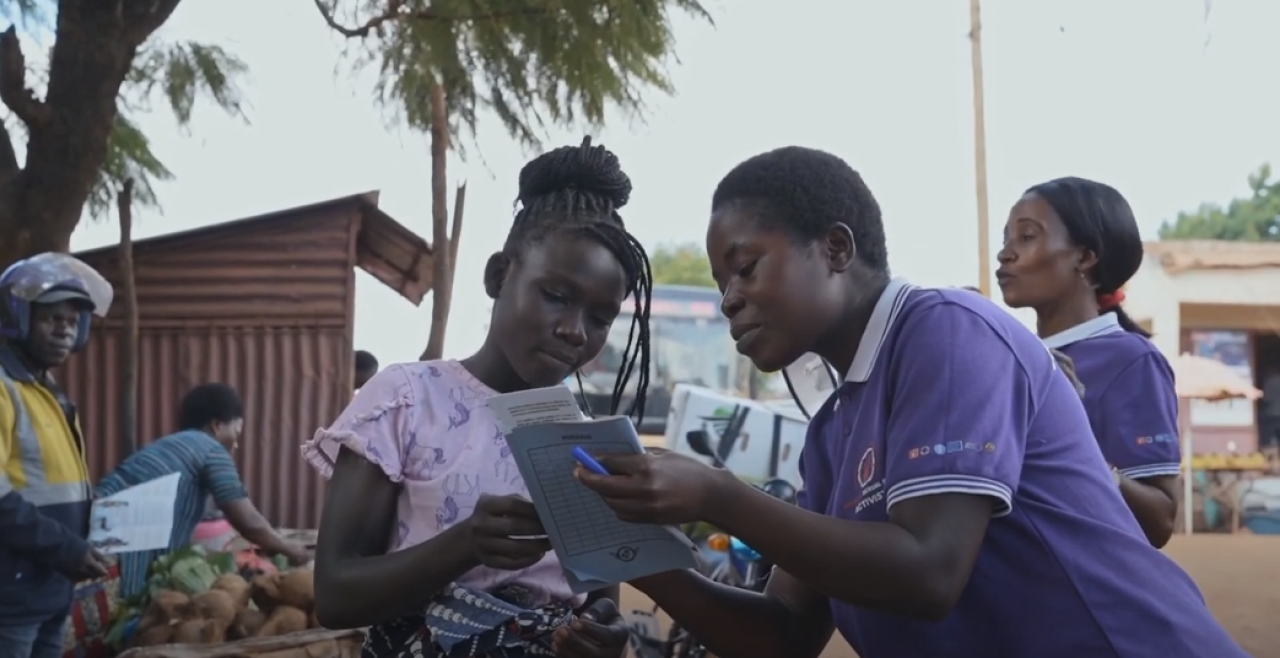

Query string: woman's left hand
552 598 630 658
575 450 724 526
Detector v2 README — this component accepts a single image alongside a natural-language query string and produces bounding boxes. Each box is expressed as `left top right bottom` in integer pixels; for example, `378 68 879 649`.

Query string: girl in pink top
304 138 653 658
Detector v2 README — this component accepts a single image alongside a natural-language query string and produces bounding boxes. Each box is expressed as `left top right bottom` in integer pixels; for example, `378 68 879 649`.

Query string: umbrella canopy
1173 353 1262 402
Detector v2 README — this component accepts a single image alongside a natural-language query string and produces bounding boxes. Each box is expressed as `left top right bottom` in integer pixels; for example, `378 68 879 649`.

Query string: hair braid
581 223 652 422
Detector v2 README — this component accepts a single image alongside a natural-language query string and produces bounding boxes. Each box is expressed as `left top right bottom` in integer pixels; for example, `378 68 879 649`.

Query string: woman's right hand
281 542 313 566
465 494 553 570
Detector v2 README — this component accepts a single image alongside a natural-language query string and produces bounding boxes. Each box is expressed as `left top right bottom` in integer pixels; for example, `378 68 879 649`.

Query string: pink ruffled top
303 359 581 608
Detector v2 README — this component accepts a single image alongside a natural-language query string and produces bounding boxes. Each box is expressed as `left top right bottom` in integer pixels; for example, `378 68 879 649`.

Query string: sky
62 0 1280 366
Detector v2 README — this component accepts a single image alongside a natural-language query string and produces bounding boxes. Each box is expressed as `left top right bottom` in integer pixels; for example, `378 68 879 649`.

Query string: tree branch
121 0 185 44
313 0 403 38
311 0 556 38
0 26 50 129
449 182 465 279
0 119 19 175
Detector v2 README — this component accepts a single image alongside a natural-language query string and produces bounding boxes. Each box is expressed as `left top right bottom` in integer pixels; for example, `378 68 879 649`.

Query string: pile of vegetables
107 545 322 649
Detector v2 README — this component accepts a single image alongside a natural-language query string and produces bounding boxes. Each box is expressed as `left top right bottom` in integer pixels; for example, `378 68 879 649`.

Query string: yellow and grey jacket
0 343 93 623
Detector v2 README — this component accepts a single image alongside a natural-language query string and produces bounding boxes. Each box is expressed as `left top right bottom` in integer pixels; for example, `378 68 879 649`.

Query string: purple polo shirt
1045 314 1182 479
797 280 1245 658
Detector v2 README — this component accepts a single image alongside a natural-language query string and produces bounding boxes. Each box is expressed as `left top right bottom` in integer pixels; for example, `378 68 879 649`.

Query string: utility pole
969 0 992 297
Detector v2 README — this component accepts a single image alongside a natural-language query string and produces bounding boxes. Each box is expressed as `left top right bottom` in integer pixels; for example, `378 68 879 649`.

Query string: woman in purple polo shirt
574 148 1245 658
995 177 1180 547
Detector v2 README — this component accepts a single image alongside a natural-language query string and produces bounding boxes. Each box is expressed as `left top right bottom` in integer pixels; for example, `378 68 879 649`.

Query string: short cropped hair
711 146 888 274
179 383 244 431
355 350 379 373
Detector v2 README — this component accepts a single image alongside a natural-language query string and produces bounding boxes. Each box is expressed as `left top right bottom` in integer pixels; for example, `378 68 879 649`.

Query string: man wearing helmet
0 253 112 658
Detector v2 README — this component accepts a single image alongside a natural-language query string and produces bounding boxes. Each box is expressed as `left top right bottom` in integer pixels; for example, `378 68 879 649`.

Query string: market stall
64 531 323 658
1174 353 1264 534
117 629 362 658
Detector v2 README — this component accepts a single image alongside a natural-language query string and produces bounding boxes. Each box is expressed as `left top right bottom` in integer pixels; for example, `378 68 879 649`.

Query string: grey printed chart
505 415 698 594
527 443 673 556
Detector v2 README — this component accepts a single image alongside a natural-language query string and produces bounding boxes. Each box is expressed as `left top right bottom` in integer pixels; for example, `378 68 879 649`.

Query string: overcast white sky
64 0 1280 366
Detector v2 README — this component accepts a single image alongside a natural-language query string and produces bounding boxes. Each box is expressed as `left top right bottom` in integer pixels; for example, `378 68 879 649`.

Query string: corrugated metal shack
62 192 432 528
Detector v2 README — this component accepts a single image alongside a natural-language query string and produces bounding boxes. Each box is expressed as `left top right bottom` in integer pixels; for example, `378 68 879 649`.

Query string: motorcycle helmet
759 478 798 505
0 253 113 352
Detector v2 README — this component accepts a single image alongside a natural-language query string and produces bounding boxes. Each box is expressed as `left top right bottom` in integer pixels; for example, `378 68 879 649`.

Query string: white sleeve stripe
887 475 1014 517
1119 463 1183 479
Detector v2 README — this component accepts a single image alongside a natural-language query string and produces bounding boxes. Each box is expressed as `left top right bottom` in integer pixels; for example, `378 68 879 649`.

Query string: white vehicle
577 285 753 433
661 383 808 487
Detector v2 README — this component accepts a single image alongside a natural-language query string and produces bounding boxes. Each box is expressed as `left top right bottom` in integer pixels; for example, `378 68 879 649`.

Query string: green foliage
1159 164 1280 241
0 0 45 27
90 114 172 219
0 0 250 219
650 242 715 288
143 544 236 597
127 42 249 126
319 0 713 152
98 40 250 218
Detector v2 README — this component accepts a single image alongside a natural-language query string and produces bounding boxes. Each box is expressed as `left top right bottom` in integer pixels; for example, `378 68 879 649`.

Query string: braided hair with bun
499 137 653 422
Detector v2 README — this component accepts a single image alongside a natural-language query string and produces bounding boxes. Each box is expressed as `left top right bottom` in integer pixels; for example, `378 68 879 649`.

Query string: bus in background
577 284 784 433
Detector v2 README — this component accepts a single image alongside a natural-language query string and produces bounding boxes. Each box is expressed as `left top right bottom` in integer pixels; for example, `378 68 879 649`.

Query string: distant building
1126 240 1280 455
65 192 433 528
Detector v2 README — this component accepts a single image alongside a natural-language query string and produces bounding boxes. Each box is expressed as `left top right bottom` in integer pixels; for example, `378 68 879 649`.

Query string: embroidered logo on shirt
843 447 885 513
857 447 876 488
908 442 994 459
1136 433 1176 445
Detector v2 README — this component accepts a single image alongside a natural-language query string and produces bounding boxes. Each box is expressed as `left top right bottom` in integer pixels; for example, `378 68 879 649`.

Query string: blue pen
572 446 611 475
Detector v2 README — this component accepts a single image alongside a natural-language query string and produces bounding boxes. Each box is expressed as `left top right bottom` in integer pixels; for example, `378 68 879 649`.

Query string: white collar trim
1042 313 1123 349
846 278 915 383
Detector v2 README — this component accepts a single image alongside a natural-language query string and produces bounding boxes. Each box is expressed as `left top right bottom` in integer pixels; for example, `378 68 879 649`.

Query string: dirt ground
621 534 1280 658
1164 534 1278 658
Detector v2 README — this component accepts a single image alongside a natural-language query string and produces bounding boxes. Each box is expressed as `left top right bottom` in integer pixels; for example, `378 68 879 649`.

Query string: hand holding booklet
487 386 697 593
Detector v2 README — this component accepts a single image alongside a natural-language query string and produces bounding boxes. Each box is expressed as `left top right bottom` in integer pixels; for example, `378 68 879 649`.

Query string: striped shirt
95 430 248 597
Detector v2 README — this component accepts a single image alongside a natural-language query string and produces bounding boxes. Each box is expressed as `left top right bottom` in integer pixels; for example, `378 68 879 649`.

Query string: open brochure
88 472 180 554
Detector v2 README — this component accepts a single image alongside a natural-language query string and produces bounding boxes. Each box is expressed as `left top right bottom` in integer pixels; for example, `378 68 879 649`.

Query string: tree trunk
421 83 453 361
419 181 467 359
117 179 139 457
0 0 183 271
0 209 72 274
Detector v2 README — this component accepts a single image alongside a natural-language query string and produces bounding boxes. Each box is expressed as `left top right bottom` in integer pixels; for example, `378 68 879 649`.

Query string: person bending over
97 383 310 598
307 138 653 658
576 147 1245 658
